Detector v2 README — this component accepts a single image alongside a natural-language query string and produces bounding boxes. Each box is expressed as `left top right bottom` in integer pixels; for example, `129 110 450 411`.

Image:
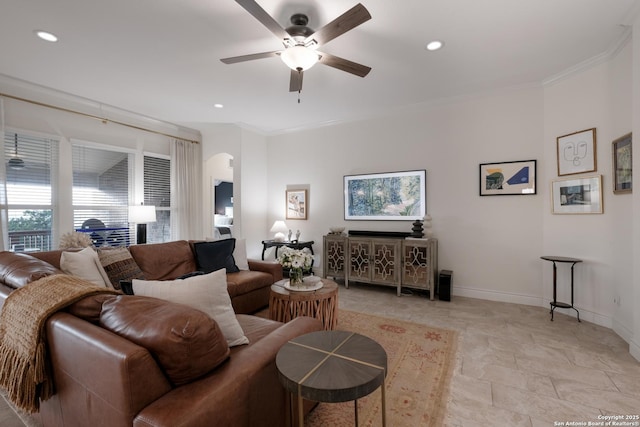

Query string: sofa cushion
97 247 145 290
132 269 249 347
0 251 62 289
193 239 239 274
99 295 230 387
233 238 249 270
61 247 109 287
226 270 274 299
129 240 197 280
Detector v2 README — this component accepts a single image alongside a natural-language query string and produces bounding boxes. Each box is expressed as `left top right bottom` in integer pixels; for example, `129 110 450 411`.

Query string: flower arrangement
277 247 313 285
277 247 313 270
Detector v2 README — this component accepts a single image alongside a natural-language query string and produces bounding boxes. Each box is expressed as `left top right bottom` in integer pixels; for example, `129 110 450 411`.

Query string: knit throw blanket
0 274 119 414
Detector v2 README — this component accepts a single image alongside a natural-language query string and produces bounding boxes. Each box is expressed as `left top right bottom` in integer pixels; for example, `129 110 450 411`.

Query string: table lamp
129 204 156 244
270 220 288 242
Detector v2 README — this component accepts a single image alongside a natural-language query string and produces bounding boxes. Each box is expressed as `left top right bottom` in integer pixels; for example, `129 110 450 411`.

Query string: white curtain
0 98 8 250
170 138 202 240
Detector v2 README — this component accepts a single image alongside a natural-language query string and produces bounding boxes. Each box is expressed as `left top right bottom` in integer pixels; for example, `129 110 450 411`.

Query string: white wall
262 38 636 341
266 85 545 305
630 12 640 361
197 123 268 259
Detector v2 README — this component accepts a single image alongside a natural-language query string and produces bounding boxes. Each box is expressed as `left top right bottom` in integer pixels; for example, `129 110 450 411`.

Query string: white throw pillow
132 269 249 347
233 238 249 270
60 247 109 287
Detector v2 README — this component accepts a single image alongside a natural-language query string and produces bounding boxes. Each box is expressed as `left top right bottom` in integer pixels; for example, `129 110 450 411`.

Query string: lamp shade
280 46 319 71
128 205 156 223
270 220 288 242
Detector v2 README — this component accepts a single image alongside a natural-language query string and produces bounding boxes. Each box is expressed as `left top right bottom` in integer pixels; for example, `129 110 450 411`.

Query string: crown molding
542 25 632 87
0 73 202 142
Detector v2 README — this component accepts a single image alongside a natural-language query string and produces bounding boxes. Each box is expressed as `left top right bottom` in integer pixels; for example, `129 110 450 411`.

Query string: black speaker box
438 270 452 301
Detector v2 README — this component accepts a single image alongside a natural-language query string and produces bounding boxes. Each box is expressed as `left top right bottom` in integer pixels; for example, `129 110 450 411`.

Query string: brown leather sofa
31 239 282 314
0 247 322 427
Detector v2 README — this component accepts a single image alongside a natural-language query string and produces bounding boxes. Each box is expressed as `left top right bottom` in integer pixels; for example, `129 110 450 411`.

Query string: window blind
4 131 58 251
144 155 170 243
72 145 133 245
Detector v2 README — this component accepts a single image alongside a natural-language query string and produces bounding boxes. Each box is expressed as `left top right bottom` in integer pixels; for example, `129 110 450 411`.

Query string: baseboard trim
612 318 634 344
630 340 640 362
452 285 543 307
452 286 613 329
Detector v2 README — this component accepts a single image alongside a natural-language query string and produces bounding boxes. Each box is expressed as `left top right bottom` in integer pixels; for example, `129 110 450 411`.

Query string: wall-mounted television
344 170 426 221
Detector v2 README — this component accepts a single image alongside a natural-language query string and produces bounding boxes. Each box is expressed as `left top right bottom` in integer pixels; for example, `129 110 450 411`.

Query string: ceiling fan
221 0 372 95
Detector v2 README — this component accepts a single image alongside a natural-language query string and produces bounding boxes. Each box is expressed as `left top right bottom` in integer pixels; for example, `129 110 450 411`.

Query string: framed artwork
286 189 307 220
551 175 603 214
612 132 632 194
556 128 597 176
344 170 426 220
479 160 536 196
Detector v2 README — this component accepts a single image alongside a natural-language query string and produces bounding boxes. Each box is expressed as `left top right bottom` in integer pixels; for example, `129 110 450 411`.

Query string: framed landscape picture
551 175 603 214
286 189 307 220
612 132 632 194
556 128 597 176
479 160 536 196
344 170 426 220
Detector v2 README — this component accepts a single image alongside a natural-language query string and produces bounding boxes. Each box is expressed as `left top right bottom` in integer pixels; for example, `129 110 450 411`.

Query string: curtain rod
0 92 200 144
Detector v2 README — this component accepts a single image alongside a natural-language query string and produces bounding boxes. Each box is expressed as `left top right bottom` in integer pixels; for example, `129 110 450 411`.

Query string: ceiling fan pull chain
297 68 302 103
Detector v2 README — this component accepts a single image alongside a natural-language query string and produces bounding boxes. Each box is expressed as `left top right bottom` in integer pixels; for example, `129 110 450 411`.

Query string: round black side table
541 256 582 322
276 330 387 427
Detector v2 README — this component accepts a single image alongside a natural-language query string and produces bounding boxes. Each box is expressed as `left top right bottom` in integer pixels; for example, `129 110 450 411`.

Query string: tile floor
2 282 639 426
338 283 640 427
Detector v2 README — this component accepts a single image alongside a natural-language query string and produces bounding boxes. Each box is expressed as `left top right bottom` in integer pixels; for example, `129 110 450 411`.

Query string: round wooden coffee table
269 278 338 331
276 330 387 427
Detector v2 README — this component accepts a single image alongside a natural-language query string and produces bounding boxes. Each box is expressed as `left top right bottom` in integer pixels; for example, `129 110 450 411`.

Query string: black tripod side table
541 256 582 322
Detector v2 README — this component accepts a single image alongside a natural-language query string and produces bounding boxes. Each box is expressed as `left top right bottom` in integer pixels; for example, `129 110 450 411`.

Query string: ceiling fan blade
220 51 281 64
318 52 371 77
289 69 303 92
235 0 290 41
305 3 371 47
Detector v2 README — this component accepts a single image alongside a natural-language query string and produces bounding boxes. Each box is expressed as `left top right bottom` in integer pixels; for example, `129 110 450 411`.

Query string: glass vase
289 267 303 285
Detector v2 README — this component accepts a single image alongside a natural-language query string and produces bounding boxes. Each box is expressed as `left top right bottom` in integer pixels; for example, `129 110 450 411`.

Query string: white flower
277 247 313 269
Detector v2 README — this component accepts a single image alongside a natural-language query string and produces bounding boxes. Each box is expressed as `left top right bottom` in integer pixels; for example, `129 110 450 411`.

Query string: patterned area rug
305 309 458 427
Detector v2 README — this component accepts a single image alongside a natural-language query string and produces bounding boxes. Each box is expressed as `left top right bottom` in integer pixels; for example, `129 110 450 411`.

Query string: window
4 131 58 252
144 155 170 243
72 144 133 247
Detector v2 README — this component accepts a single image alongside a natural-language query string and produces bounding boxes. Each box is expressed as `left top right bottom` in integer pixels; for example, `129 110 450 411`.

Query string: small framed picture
286 189 307 220
556 128 597 176
551 175 603 214
479 160 536 196
612 133 632 194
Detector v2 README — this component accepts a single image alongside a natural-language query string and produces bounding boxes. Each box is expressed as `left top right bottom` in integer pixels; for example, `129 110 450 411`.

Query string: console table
541 256 582 322
261 240 314 260
323 234 438 299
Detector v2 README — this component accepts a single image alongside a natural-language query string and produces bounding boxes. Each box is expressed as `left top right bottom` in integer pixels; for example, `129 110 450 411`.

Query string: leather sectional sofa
0 240 323 427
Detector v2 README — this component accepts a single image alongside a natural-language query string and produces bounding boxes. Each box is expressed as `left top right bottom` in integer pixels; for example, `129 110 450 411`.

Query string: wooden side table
269 279 339 331
541 256 582 322
276 330 387 427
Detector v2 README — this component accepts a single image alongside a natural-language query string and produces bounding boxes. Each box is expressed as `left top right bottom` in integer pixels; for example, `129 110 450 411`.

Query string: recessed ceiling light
214 104 224 109
35 30 58 42
425 40 443 51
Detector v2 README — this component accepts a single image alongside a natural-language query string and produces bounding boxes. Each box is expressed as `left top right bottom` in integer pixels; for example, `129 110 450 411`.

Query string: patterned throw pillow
97 247 145 290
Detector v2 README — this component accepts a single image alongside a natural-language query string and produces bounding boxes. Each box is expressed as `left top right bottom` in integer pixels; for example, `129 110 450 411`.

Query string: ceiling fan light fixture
281 45 319 71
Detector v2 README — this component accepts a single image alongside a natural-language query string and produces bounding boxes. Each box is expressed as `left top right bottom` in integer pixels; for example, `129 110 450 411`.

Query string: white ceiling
1 0 638 135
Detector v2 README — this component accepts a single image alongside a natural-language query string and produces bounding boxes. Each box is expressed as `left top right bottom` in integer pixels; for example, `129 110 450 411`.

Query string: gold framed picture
286 189 307 220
